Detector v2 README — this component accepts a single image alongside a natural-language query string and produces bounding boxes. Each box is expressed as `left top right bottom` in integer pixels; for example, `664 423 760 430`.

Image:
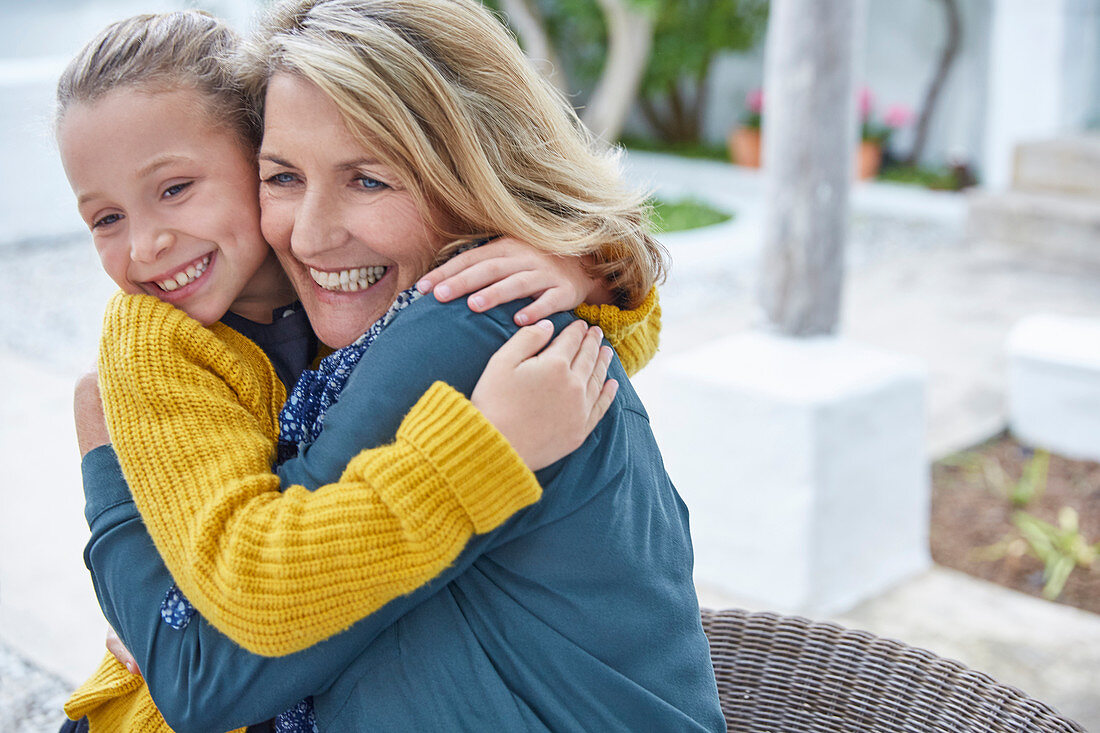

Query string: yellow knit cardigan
67 289 660 731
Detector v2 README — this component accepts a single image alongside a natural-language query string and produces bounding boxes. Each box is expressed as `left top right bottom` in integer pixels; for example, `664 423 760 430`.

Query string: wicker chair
700 608 1086 733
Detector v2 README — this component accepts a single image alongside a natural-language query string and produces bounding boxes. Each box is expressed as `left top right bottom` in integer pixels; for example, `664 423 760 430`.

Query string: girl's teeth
155 255 211 292
309 266 387 292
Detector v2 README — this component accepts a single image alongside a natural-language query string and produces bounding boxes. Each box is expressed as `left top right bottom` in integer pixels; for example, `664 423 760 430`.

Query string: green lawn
651 196 733 233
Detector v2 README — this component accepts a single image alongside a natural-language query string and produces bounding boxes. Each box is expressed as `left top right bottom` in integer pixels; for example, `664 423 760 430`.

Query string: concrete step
1013 135 1100 198
966 189 1100 269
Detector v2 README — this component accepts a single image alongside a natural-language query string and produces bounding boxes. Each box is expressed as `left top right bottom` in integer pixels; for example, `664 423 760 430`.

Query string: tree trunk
903 0 961 165
581 0 655 142
498 0 571 96
758 0 863 336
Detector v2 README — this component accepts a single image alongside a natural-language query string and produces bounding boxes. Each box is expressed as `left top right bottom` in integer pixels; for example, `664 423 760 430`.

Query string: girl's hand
417 237 614 327
74 371 110 457
472 319 617 471
106 626 141 677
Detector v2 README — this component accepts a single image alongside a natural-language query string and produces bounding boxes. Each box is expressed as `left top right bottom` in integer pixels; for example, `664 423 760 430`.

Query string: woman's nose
130 229 174 264
290 192 347 259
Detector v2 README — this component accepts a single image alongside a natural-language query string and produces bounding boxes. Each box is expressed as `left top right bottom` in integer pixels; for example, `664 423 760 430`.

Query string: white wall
631 0 1100 184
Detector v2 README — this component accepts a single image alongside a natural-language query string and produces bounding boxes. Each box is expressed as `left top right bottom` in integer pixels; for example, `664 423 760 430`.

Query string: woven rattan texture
701 608 1086 732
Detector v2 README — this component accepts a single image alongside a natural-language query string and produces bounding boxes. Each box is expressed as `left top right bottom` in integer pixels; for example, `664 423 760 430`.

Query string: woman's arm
75 458 398 733
82 297 611 731
96 293 610 656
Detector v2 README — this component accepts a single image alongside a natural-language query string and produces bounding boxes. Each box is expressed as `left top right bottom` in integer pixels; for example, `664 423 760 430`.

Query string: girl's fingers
586 344 613 401
586 379 619 433
513 288 577 326
425 259 520 302
416 238 533 296
416 246 499 293
462 271 547 313
489 320 556 368
538 319 588 364
570 324 603 377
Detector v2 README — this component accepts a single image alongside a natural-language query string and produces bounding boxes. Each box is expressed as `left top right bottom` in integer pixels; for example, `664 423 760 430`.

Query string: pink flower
857 87 875 120
883 103 914 129
746 88 764 114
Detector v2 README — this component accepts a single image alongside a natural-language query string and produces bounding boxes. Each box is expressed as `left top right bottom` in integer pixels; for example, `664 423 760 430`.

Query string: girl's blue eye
163 182 192 198
92 213 122 229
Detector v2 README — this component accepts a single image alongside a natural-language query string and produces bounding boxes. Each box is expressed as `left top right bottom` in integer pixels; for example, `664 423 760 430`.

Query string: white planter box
634 330 929 615
1008 314 1100 462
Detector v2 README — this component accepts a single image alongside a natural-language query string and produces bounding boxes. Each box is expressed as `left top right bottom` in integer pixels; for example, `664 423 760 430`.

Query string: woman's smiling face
258 73 444 349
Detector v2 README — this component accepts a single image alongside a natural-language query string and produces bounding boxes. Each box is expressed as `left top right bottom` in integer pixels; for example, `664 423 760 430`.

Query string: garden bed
931 434 1100 615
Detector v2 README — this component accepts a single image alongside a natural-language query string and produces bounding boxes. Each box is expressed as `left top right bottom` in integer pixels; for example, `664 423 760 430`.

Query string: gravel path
0 639 74 733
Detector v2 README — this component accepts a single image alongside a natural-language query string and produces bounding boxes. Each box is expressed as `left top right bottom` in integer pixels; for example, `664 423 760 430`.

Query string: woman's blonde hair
244 0 666 306
56 10 259 151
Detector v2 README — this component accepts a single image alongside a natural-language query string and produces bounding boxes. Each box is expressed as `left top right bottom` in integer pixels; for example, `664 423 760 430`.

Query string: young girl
69 0 719 729
55 10 660 732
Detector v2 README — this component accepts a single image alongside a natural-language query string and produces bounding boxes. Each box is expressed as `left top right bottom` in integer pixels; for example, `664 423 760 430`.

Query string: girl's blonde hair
244 0 666 306
56 10 259 151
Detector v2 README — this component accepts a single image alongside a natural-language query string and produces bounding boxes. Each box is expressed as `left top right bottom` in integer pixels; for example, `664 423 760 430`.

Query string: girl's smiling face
57 86 290 325
258 73 444 349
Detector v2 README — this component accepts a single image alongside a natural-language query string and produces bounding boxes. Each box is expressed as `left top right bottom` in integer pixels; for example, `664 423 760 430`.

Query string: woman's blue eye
163 182 192 198
92 213 122 229
266 172 297 185
355 176 385 190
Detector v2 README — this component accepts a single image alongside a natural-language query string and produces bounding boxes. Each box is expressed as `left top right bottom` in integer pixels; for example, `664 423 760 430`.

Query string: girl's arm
417 237 661 376
95 293 612 657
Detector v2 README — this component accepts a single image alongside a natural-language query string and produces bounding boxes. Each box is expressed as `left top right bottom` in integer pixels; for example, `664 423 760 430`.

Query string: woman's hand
74 371 110 457
417 237 614 327
106 626 141 676
472 319 617 471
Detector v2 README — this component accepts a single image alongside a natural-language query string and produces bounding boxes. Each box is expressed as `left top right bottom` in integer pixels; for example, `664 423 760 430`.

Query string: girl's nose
130 229 174 264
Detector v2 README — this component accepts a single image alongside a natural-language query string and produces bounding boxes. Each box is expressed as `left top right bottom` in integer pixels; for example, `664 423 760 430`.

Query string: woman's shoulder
397 293 576 338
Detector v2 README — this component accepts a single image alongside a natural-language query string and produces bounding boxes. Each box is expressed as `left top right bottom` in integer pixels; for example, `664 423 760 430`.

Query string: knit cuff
397 382 542 533
64 653 143 719
574 286 660 377
574 285 657 330
82 445 132 528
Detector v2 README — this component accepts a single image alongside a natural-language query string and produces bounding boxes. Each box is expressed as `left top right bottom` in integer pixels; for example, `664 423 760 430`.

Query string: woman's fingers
105 626 140 677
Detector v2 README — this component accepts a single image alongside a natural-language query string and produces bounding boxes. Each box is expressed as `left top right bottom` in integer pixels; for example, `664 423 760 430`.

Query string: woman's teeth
157 256 210 292
309 266 387 292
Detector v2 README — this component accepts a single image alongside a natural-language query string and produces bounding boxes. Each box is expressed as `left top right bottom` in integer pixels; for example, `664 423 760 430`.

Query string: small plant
944 446 1048 508
742 88 763 130
858 87 913 146
1012 449 1050 508
1012 507 1099 600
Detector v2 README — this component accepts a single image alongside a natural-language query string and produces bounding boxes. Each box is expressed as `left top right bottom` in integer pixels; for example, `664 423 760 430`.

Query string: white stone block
1008 314 1100 461
634 330 929 615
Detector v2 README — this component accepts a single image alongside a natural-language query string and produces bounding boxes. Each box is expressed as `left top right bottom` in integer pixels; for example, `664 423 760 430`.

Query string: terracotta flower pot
729 126 762 168
856 140 882 180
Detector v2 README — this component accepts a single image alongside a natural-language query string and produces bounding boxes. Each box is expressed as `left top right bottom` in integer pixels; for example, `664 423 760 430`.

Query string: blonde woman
75 0 721 730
